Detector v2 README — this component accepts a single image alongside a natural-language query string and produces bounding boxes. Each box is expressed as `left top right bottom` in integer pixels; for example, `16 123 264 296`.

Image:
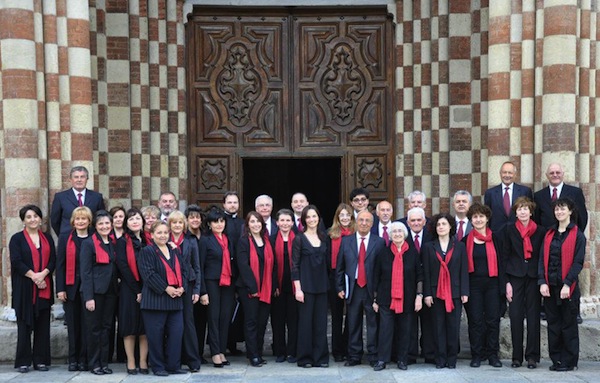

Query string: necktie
551 187 558 201
297 218 303 232
382 226 389 246
414 234 420 253
457 220 464 241
357 237 367 287
503 186 511 216
77 193 83 207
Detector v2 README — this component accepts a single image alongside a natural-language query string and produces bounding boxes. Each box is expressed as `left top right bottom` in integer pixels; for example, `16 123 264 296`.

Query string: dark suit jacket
336 233 386 301
291 232 330 294
198 232 236 295
452 219 472 241
224 213 244 250
56 230 89 299
138 244 184 311
51 188 105 236
484 183 533 232
177 236 200 295
502 223 546 279
115 235 145 296
534 184 588 231
372 244 423 309
405 228 433 253
422 240 469 299
79 233 118 302
235 235 278 295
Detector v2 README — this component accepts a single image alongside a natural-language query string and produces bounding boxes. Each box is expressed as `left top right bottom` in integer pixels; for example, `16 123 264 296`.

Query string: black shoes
549 363 559 371
250 357 262 367
344 359 361 366
154 370 169 376
470 358 481 368
511 360 521 368
527 359 537 369
287 355 297 363
276 355 287 363
489 357 502 368
168 369 188 374
18 366 29 373
101 367 113 374
333 355 346 362
127 368 138 374
397 362 408 370
34 364 49 371
556 365 575 372
139 368 149 375
90 367 104 375
373 361 386 371
68 362 78 371
298 363 312 368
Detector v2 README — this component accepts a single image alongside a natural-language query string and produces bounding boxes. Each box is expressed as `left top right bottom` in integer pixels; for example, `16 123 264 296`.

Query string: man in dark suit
452 190 472 241
336 210 386 366
158 191 177 222
223 191 243 247
255 194 278 236
484 161 533 232
371 200 394 246
51 166 105 237
397 190 429 227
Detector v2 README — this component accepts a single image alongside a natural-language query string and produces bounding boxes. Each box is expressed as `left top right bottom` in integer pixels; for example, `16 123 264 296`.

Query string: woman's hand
560 284 571 299
424 296 433 307
136 293 142 303
414 295 423 312
57 291 67 302
461 295 469 304
192 294 200 304
372 302 379 313
86 299 95 311
200 294 209 305
505 282 513 302
295 290 304 303
540 284 550 297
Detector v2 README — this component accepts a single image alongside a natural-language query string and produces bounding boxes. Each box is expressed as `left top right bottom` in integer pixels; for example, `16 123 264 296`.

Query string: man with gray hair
452 190 473 241
255 194 277 236
397 191 429 227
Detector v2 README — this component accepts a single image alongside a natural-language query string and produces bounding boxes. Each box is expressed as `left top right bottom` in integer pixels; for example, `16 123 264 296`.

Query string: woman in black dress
292 205 330 368
9 204 56 373
503 196 545 369
237 211 277 367
56 206 92 371
80 210 119 375
115 208 149 374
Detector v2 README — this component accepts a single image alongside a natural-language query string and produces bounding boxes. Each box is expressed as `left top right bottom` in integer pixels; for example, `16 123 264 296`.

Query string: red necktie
457 220 464 241
503 186 511 216
297 218 303 232
551 187 558 201
382 226 389 246
357 237 367 287
414 233 420 253
77 193 83 207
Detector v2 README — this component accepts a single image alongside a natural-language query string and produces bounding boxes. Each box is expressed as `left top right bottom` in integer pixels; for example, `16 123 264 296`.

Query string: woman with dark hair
422 213 469 369
463 203 504 368
327 203 354 362
504 196 545 369
138 221 187 376
115 208 149 374
199 207 235 367
237 211 277 367
80 210 119 375
10 204 56 373
110 205 126 240
292 205 330 368
56 206 92 372
539 197 585 372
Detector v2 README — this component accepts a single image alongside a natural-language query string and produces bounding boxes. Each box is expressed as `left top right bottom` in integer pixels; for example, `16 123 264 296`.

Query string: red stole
65 231 78 285
275 230 295 291
543 226 578 298
515 220 537 260
92 233 111 264
215 233 232 286
330 227 351 269
125 234 141 282
155 244 183 287
249 236 274 304
435 246 454 313
143 230 153 244
170 233 184 249
465 228 498 277
390 241 409 313
24 230 51 303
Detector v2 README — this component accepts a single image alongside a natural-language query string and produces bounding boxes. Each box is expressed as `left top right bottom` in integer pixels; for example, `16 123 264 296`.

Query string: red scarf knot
92 233 111 264
330 227 351 270
249 236 274 304
465 228 498 277
215 233 232 286
275 230 295 292
24 230 51 303
155 244 183 287
543 226 578 298
435 247 455 313
390 241 409 313
515 220 537 260
65 231 78 285
125 234 141 282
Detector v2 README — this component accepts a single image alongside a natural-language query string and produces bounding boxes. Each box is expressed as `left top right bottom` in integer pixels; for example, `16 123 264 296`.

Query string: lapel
66 189 79 208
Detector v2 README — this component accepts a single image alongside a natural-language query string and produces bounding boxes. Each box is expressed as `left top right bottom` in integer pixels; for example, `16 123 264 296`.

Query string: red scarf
543 226 578 298
390 241 409 313
24 230 51 303
249 236 274 304
170 233 184 249
435 247 454 313
215 233 232 286
515 220 537 260
92 233 111 264
155 244 183 287
330 227 352 269
65 231 78 285
465 228 498 277
275 230 295 290
144 230 153 244
125 234 140 281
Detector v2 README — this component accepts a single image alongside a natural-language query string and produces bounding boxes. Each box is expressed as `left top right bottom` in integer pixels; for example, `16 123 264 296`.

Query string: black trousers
205 280 235 356
377 305 413 364
328 283 348 358
346 285 377 362
84 292 117 369
271 291 298 357
408 304 435 360
142 309 183 373
431 297 462 367
465 277 500 360
296 292 329 365
193 300 208 357
64 294 87 365
181 291 201 369
545 285 579 368
238 290 271 359
507 275 540 362
15 306 51 368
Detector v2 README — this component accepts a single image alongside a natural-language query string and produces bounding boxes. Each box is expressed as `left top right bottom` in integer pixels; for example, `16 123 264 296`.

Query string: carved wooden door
187 7 394 207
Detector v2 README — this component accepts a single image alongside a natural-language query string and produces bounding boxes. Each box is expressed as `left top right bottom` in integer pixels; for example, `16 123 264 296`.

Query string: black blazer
484 183 533 232
502 223 546 279
372 244 423 309
461 232 507 294
336 233 386 301
405 228 433 253
224 213 244 250
50 188 105 236
176 236 200 295
115 235 145 296
291 233 330 294
56 230 88 299
537 223 586 288
422 239 469 299
138 244 184 311
79 233 118 301
236 235 278 295
534 184 588 231
199 232 236 295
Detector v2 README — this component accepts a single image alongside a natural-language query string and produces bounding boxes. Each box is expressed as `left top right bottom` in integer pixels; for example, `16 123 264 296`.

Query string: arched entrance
186 6 395 216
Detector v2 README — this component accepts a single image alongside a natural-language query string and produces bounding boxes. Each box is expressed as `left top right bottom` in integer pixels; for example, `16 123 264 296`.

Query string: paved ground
0 357 599 383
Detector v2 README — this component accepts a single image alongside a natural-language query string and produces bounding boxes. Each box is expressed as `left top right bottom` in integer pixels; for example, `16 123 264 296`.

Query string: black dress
115 234 145 336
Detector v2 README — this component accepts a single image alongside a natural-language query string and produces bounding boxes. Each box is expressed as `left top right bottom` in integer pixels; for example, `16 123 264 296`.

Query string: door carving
187 7 394 206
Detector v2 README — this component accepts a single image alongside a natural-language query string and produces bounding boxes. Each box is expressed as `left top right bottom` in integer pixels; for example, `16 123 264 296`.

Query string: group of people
9 161 587 375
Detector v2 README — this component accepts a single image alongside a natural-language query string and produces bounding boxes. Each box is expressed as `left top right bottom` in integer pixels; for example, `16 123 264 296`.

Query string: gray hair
453 190 472 203
406 207 426 220
70 166 89 178
255 194 273 207
407 190 426 202
389 221 409 238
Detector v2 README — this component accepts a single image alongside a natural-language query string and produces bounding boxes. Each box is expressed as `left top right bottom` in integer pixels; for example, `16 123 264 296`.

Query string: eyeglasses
352 197 367 203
